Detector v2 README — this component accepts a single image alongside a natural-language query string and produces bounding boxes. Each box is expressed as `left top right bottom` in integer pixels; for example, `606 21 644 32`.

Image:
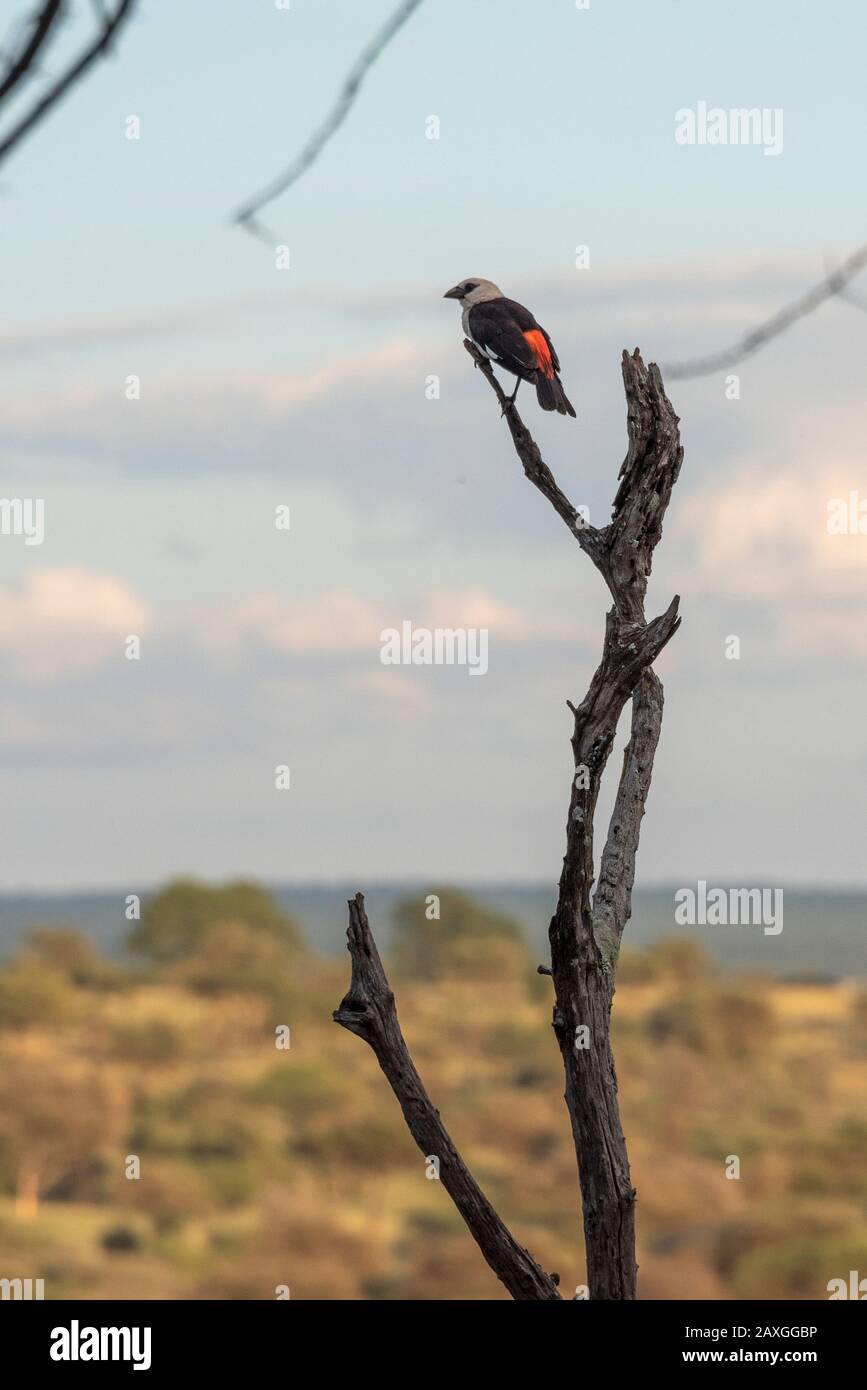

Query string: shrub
647 985 774 1057
0 962 77 1030
392 888 530 981
130 879 304 964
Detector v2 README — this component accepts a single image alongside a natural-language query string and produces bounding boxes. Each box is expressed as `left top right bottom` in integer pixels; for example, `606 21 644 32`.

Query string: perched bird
443 278 576 417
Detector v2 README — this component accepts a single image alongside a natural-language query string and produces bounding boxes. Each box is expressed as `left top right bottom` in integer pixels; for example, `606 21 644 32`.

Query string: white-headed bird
444 277 576 417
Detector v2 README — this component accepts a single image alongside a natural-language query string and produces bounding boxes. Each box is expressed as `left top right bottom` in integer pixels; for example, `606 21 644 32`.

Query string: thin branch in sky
230 0 424 242
836 285 867 316
0 0 138 170
0 1 64 105
664 239 867 379
823 252 867 318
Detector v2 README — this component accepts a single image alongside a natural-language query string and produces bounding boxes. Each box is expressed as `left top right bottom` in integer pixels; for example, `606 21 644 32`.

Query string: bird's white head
443 277 504 307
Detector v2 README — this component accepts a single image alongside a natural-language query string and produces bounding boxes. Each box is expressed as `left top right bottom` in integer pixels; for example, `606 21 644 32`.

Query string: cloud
0 579 583 759
0 251 838 479
211 590 381 655
0 569 151 681
418 587 581 643
0 252 825 358
776 608 867 660
677 461 867 606
0 340 424 467
348 669 432 717
209 586 580 658
673 441 867 659
0 286 437 359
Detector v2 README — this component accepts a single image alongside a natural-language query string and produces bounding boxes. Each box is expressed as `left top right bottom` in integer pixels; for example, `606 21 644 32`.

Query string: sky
0 0 865 891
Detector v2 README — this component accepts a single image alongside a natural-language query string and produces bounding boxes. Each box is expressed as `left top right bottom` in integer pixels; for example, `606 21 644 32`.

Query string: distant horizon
2 876 863 980
3 876 867 899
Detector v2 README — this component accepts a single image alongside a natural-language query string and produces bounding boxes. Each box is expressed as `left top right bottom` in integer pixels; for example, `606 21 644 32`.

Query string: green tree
392 888 530 981
647 984 774 1058
23 926 121 989
129 879 304 965
0 1058 126 1217
647 937 714 982
167 919 299 999
0 961 77 1030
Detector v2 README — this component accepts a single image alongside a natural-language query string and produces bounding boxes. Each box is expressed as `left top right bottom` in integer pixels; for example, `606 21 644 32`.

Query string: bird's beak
443 285 463 300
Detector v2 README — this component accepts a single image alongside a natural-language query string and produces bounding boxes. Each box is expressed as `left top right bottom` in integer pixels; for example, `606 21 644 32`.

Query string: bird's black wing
498 298 562 372
496 297 538 330
467 301 537 378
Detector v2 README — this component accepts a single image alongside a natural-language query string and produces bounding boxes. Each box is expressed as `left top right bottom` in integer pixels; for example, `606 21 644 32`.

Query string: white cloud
0 341 424 460
212 590 381 655
0 252 821 356
209 586 580 658
776 608 867 660
677 463 867 604
348 669 432 717
0 569 151 681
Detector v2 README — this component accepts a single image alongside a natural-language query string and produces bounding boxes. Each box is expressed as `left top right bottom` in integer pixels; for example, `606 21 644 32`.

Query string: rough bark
335 345 684 1300
465 343 682 1299
333 893 561 1301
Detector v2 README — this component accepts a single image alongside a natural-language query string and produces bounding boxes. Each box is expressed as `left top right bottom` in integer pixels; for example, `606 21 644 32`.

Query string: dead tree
334 345 684 1300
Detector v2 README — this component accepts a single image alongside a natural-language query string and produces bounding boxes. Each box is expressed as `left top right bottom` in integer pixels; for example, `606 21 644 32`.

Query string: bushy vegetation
392 887 532 982
0 881 862 1300
130 879 305 966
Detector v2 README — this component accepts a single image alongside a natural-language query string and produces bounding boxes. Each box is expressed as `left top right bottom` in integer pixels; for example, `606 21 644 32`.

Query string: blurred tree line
0 879 864 1299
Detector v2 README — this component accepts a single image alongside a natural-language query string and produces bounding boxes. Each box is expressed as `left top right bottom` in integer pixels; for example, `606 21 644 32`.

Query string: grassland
0 883 864 1300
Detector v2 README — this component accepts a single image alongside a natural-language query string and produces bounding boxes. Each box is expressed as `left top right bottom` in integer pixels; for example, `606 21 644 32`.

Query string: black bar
1 1297 860 1375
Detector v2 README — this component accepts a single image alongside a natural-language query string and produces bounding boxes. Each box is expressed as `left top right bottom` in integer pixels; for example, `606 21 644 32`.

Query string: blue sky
5 0 866 325
1 0 866 892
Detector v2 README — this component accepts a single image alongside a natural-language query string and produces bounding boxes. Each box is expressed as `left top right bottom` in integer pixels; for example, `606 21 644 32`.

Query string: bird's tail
536 372 576 417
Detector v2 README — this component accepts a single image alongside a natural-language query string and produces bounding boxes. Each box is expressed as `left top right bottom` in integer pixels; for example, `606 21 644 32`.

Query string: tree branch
468 343 683 1299
463 339 609 571
338 346 683 1299
463 340 682 624
608 351 684 620
591 669 665 971
663 239 867 378
231 0 424 241
0 0 137 170
0 1 63 106
333 892 561 1302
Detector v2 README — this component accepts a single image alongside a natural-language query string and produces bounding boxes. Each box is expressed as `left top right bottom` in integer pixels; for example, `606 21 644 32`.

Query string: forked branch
336 345 684 1300
333 893 561 1301
0 0 138 169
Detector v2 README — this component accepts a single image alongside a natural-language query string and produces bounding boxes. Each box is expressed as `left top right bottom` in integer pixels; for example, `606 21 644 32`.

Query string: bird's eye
463 281 478 292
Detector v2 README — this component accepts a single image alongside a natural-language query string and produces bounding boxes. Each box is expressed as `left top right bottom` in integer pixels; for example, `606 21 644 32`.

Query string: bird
443 278 576 417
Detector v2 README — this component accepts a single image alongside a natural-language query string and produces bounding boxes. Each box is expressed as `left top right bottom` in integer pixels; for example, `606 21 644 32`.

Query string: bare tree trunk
556 669 666 1298
335 347 684 1300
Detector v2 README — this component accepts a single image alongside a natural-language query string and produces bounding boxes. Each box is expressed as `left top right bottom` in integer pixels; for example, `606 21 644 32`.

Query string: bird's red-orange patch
524 329 554 377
